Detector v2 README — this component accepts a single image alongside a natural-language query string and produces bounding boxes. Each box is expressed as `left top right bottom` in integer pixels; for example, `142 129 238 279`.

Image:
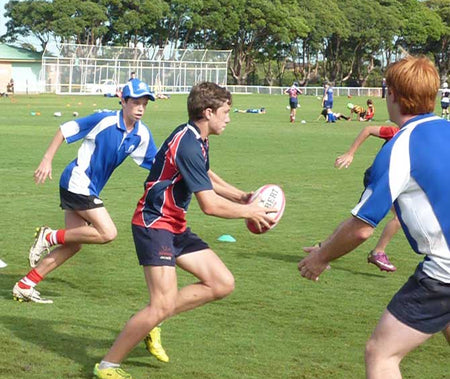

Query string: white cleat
29 226 52 268
12 283 53 304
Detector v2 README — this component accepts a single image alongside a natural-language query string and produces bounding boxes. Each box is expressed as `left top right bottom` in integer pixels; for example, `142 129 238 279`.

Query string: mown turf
0 92 447 378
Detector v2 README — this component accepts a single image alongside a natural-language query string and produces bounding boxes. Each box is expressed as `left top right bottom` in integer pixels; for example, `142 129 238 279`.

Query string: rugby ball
246 184 286 234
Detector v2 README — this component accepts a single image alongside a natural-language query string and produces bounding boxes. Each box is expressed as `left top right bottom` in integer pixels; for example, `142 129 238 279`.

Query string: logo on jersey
126 145 135 154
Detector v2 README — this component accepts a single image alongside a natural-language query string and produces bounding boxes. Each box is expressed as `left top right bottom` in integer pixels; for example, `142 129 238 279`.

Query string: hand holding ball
246 184 286 234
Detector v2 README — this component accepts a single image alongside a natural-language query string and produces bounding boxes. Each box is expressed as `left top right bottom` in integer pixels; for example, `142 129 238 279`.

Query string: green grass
0 93 448 379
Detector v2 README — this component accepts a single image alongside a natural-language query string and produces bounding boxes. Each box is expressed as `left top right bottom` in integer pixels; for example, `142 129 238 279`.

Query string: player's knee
99 227 118 243
212 272 235 299
355 227 374 242
151 297 177 319
365 337 378 363
365 336 392 363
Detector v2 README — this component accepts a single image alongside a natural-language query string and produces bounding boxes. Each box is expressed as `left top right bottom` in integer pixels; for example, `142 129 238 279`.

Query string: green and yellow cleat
93 363 132 379
144 326 169 363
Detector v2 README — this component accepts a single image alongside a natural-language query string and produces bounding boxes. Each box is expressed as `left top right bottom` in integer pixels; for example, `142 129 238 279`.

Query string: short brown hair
187 82 232 121
385 55 439 115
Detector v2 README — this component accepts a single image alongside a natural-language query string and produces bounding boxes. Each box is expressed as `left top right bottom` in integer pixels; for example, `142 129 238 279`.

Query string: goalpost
40 43 232 95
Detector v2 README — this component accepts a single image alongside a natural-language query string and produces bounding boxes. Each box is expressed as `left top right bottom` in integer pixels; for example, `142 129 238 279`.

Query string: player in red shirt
363 99 375 121
335 125 400 272
284 82 303 123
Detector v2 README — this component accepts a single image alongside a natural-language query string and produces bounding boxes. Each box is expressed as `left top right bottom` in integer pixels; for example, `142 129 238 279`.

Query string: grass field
0 92 448 379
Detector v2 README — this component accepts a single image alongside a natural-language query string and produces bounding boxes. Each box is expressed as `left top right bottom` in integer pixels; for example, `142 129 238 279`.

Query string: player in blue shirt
322 82 334 109
13 79 156 282
299 56 450 377
93 82 277 379
13 78 169 362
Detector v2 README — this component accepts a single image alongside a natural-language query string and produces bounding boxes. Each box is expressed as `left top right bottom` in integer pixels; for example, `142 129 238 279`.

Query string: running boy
93 82 276 378
12 78 168 362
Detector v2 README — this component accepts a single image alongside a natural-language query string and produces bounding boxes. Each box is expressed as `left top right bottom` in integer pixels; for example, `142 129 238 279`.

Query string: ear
203 108 213 120
388 89 396 102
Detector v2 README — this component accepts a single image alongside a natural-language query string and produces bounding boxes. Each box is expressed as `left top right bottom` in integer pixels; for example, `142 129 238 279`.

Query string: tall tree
3 0 54 51
423 0 450 80
181 0 309 84
101 0 169 47
52 0 108 45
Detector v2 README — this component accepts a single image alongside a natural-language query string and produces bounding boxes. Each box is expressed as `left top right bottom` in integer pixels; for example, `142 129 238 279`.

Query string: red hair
385 56 439 114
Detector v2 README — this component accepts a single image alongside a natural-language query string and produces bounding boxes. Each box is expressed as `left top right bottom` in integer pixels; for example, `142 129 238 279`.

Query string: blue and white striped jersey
352 113 450 283
59 110 157 197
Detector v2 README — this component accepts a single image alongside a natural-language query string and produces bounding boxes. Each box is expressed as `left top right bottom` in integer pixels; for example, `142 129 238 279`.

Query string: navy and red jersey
285 86 302 99
132 122 213 233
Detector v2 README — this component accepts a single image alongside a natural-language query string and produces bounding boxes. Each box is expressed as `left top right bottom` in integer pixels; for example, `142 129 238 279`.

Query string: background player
335 124 400 272
441 88 449 120
285 82 302 123
322 82 334 110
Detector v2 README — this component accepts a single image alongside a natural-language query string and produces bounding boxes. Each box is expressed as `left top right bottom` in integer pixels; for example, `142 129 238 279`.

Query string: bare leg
35 207 117 277
62 207 117 244
443 324 450 345
102 249 235 364
373 212 401 253
365 310 433 379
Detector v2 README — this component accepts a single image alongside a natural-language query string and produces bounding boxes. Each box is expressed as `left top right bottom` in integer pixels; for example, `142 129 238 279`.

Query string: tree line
1 0 449 86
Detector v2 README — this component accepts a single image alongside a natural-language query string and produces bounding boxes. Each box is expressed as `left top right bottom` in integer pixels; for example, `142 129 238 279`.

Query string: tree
181 0 309 84
423 0 450 80
330 0 402 86
3 0 54 52
101 0 169 47
292 0 350 85
52 0 108 45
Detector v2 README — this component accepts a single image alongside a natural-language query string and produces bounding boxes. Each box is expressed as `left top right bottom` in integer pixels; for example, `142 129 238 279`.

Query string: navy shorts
441 101 449 110
387 266 450 334
59 187 104 210
132 225 209 266
289 99 298 109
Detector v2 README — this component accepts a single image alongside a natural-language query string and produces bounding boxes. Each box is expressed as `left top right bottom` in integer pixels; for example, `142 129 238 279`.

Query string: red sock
45 229 66 245
18 269 43 289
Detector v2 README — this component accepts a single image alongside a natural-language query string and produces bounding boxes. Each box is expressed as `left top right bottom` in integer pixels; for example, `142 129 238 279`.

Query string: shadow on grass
0 272 163 377
0 272 83 301
1 314 163 377
240 250 387 279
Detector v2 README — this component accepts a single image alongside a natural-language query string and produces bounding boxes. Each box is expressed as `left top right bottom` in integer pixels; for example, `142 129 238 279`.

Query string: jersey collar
401 113 438 129
118 110 139 134
187 121 202 139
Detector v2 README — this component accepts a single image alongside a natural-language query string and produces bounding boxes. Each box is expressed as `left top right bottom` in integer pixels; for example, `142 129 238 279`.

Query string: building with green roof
0 43 42 94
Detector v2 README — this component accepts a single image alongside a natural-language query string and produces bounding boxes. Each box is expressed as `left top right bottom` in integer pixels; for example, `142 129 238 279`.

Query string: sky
0 0 7 36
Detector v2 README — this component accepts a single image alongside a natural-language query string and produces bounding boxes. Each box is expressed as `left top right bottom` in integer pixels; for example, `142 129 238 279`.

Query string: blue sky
0 0 7 36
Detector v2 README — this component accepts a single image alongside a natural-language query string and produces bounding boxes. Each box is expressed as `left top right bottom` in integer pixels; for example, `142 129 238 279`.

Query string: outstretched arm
34 128 65 184
298 216 374 281
334 125 382 169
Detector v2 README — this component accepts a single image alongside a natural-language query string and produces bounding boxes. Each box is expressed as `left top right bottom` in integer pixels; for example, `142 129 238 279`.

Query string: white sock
98 361 120 370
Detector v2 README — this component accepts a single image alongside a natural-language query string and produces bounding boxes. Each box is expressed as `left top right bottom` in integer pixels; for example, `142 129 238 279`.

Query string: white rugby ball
246 184 286 234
